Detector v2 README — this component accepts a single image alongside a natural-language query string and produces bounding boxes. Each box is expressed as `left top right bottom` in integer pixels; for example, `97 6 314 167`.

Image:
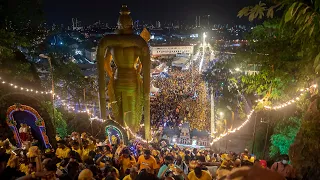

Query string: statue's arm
104 49 113 77
97 36 118 119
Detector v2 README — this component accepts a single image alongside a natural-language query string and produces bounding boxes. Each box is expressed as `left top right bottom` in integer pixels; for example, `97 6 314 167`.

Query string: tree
269 116 301 158
41 102 68 138
234 19 315 109
238 0 320 74
238 1 267 22
238 1 320 177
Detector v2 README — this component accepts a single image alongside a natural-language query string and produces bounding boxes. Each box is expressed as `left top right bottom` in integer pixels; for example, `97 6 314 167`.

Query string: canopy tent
172 57 190 69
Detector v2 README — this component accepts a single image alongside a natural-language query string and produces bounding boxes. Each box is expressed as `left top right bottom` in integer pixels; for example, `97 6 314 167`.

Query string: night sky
44 0 260 25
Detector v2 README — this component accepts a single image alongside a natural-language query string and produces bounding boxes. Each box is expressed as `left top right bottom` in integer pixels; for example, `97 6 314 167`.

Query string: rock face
0 93 56 148
289 96 320 179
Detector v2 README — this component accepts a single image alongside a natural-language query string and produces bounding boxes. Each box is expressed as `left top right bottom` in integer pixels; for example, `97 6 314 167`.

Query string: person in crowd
136 149 157 174
270 154 296 179
56 140 71 159
188 166 212 180
123 167 138 180
118 148 136 177
157 155 174 178
0 128 300 180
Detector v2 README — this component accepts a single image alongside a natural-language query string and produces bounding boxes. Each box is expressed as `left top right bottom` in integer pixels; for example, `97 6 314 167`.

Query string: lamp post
39 54 55 126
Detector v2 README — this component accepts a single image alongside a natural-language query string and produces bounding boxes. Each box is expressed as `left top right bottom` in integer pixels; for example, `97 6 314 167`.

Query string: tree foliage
269 116 301 158
238 0 320 74
234 19 315 110
40 102 68 138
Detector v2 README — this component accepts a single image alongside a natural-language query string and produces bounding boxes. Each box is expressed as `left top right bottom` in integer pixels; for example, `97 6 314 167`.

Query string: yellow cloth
106 153 113 159
152 150 158 157
179 151 185 160
137 155 157 172
249 156 255 163
72 148 83 157
27 146 39 158
5 149 12 154
56 147 71 159
81 148 92 161
19 163 28 175
78 169 93 180
87 143 96 150
122 175 132 180
205 155 211 162
221 154 229 161
119 155 136 174
188 170 212 180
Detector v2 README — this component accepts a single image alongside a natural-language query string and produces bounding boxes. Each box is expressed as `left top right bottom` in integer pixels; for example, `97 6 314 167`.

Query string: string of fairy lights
263 84 317 110
210 83 318 144
0 75 153 143
0 75 317 145
0 76 96 115
210 109 255 145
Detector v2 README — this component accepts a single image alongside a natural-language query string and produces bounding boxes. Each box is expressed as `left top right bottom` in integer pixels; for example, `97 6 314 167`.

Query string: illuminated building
150 45 194 57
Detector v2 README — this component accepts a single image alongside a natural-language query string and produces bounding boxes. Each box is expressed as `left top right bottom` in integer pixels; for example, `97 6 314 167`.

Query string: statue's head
116 5 133 34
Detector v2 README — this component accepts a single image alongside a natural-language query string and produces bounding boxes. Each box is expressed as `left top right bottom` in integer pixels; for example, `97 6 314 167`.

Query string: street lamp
39 54 55 126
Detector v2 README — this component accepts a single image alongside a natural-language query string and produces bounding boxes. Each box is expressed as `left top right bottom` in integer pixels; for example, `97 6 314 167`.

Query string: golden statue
97 5 151 140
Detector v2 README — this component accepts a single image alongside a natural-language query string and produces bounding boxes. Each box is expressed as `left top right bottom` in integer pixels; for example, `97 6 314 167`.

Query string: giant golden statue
97 5 151 140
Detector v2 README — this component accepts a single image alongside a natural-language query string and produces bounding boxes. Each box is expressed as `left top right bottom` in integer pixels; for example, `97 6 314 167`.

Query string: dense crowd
151 70 197 128
150 56 210 131
0 132 296 180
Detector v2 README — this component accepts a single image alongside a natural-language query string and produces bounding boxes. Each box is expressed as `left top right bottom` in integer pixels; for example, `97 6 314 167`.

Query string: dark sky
44 0 260 25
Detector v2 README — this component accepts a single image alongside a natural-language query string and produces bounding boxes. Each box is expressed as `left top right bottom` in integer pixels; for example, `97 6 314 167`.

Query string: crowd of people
0 131 296 180
150 55 210 131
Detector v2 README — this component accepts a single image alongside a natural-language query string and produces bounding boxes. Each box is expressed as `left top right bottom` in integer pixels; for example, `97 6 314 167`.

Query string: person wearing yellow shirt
188 167 212 180
71 141 82 158
81 139 95 161
123 167 138 180
136 149 157 174
55 140 70 159
101 159 120 179
118 149 136 175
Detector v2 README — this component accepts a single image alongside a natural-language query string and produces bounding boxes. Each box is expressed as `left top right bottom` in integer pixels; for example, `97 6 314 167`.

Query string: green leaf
285 4 295 22
309 24 315 37
302 6 310 15
267 7 274 18
293 3 304 17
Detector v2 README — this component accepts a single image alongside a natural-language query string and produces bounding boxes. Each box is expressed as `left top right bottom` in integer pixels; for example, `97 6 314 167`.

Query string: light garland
0 75 151 143
0 76 95 116
90 117 153 143
210 84 317 144
264 84 317 110
0 76 53 95
210 109 255 145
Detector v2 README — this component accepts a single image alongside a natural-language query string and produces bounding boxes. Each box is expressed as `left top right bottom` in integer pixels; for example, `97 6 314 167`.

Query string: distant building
85 48 97 62
161 123 209 147
150 45 194 57
156 21 161 28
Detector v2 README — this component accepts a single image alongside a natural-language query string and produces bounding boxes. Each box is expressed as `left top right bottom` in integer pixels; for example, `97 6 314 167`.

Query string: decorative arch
6 103 51 149
105 120 128 145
